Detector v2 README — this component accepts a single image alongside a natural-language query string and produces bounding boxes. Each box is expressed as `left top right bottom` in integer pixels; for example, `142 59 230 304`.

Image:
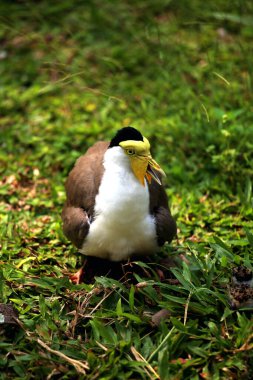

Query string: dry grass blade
95 340 108 351
131 346 160 379
89 290 114 316
37 338 89 375
227 333 253 353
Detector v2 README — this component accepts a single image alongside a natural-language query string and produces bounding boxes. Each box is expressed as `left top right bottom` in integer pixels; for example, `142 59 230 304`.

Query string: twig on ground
37 338 89 375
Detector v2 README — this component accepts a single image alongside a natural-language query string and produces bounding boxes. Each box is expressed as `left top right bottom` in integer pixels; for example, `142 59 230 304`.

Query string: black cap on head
109 126 143 148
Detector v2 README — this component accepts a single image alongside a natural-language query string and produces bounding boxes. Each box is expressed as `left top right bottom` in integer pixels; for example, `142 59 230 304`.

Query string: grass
0 0 253 378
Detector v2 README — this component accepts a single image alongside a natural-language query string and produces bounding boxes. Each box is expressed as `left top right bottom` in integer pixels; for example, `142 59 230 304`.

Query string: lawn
0 0 253 379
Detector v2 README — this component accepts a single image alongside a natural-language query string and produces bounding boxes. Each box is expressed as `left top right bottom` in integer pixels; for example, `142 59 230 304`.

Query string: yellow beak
130 155 165 186
147 156 166 185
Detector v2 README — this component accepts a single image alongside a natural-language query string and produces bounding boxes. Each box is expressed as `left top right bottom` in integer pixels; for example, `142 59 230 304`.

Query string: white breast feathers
80 146 157 261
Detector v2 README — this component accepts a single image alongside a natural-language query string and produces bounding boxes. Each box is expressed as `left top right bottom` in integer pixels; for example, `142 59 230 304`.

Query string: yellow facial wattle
119 137 165 186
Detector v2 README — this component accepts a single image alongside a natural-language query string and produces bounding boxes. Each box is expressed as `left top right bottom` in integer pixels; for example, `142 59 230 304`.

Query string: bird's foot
69 267 85 284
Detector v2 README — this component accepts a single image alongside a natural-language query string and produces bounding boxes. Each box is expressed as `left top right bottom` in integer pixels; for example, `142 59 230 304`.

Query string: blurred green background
1 0 253 190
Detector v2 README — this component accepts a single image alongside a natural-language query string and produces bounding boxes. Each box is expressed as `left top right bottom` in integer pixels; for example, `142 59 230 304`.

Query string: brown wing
61 141 108 248
148 177 177 246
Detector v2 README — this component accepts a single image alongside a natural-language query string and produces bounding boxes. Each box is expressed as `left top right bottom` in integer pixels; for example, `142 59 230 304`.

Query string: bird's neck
103 146 131 174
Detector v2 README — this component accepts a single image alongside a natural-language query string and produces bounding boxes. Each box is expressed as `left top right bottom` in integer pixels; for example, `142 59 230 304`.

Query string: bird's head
109 126 165 186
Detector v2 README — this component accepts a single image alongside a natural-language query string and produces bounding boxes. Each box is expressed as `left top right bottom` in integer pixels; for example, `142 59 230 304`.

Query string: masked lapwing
62 126 176 282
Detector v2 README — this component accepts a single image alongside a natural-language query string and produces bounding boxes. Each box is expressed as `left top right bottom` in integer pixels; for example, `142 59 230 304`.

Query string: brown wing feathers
61 141 108 248
148 177 177 246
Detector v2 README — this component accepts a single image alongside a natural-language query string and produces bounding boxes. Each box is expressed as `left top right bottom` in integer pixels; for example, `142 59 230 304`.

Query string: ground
0 1 253 379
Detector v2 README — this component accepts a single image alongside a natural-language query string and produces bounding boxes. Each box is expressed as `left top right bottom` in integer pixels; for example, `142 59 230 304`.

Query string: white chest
80 147 157 261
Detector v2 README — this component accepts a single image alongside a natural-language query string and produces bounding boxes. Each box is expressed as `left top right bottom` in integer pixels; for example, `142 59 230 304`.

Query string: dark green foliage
0 1 253 379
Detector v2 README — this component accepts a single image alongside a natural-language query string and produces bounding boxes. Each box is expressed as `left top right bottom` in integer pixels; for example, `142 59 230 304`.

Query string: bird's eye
126 149 135 155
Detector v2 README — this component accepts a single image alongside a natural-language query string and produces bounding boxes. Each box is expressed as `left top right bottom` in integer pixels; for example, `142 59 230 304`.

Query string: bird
62 126 177 283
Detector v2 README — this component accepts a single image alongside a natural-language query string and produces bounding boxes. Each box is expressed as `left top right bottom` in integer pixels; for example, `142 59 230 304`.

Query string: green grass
1 0 253 378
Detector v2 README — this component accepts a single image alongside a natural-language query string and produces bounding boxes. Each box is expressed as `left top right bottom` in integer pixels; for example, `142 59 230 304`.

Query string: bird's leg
69 259 87 284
